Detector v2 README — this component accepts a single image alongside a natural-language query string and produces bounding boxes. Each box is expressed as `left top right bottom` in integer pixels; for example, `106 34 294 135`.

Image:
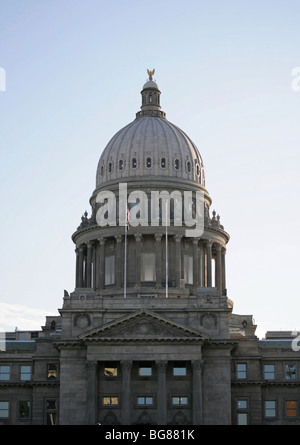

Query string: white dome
96 115 205 188
95 74 205 190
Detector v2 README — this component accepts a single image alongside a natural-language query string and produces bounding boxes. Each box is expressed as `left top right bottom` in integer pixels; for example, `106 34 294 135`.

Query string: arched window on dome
108 162 113 173
186 161 191 173
100 165 104 176
132 158 137 169
146 157 152 168
149 93 152 103
119 159 124 171
161 157 166 169
174 159 180 170
196 164 200 176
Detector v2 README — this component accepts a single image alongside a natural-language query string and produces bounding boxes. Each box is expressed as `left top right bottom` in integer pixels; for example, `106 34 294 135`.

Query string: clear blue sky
0 0 299 338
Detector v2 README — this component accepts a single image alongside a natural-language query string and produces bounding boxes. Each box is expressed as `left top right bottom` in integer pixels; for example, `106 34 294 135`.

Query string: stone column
121 361 132 425
215 244 222 292
135 234 142 286
156 360 167 424
86 242 92 288
191 360 203 425
193 238 199 288
115 235 123 287
200 242 205 287
98 237 105 290
222 247 226 294
155 234 162 287
174 235 182 288
75 247 79 288
86 361 98 424
92 243 97 289
78 244 84 287
206 241 212 287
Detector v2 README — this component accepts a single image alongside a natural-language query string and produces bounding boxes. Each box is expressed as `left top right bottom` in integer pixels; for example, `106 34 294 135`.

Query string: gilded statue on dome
147 69 155 81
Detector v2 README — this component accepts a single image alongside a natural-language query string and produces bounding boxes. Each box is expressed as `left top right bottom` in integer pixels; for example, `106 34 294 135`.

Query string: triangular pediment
79 309 209 342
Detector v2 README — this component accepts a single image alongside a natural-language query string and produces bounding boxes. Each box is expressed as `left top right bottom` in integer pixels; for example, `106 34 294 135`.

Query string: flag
126 208 130 231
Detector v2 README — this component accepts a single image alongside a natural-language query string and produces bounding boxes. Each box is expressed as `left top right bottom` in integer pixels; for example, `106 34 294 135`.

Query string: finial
147 68 155 81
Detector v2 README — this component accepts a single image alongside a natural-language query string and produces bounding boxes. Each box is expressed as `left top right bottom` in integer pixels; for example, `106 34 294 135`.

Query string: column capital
154 233 162 242
155 360 168 371
115 234 123 243
134 233 142 242
98 236 105 245
215 243 222 252
174 234 182 242
120 360 133 371
193 237 200 245
86 360 98 370
191 359 204 371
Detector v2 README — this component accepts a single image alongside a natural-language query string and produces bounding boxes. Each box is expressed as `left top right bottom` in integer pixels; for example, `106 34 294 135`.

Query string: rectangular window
286 401 297 417
237 363 247 379
264 364 275 380
47 364 57 380
183 255 193 285
237 413 248 425
0 365 10 381
172 396 188 406
139 365 152 377
237 400 247 410
173 364 187 376
0 401 9 418
105 255 115 285
20 365 31 381
46 400 57 425
265 400 276 418
285 364 296 380
237 400 248 425
104 364 118 377
19 401 31 419
103 396 119 406
137 396 153 406
141 253 156 281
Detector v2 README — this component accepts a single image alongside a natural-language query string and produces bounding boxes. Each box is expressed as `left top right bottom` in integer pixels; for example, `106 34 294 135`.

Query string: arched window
146 157 152 168
149 93 152 103
108 162 113 173
119 159 124 171
132 158 137 169
100 165 104 176
161 157 166 168
174 159 180 170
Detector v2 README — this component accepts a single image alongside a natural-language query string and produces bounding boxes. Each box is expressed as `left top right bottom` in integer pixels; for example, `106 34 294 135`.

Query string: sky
0 0 299 339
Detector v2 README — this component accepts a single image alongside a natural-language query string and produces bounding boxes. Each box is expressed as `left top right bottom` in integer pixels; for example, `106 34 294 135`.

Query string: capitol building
0 71 299 425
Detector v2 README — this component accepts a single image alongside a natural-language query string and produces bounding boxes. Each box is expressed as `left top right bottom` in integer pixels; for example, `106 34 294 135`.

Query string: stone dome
95 75 205 190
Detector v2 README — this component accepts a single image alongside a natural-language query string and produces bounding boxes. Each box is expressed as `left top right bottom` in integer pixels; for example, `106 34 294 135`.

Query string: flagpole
165 200 168 298
124 205 127 298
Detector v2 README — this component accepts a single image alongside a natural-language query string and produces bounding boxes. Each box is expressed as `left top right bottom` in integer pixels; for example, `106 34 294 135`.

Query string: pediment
79 309 209 342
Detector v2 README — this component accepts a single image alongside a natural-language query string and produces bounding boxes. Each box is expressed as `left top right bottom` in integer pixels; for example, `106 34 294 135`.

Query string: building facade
0 73 299 425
